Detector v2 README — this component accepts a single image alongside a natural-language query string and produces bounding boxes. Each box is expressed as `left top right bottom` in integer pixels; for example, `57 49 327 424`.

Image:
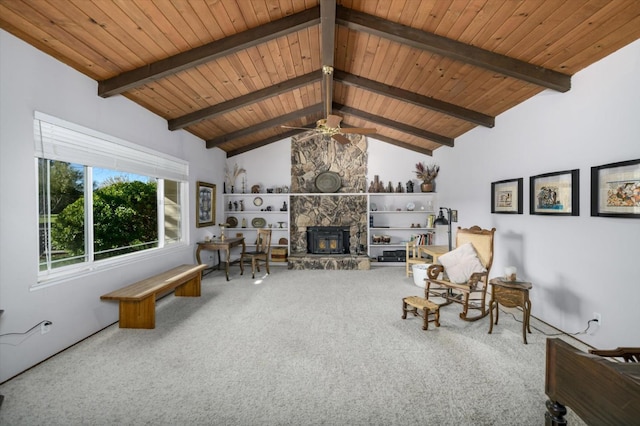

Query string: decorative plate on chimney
315 171 341 193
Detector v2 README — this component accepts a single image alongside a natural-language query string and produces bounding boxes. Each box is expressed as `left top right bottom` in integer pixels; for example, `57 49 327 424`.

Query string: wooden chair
589 347 640 362
405 240 429 277
425 226 496 322
240 228 272 278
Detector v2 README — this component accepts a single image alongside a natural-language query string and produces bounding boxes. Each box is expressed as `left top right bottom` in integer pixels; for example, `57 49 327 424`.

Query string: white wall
0 30 226 382
229 40 640 349
432 39 640 348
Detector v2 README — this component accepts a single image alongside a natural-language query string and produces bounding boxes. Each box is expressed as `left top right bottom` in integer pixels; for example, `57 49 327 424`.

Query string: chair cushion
438 242 486 284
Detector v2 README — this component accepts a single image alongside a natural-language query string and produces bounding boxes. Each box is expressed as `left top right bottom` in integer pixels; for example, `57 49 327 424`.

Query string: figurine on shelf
228 201 233 211
406 180 414 193
396 182 403 193
251 184 260 193
233 201 238 211
281 201 288 211
240 200 244 211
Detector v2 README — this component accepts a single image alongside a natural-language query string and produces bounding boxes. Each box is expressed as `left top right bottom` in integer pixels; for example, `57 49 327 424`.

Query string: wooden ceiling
2 1 639 157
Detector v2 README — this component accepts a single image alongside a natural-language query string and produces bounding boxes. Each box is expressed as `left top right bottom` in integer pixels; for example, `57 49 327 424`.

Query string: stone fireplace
287 132 370 270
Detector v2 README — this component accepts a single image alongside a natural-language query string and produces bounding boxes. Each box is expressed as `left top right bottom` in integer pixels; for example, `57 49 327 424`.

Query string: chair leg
265 257 270 275
422 307 429 330
402 299 408 319
252 258 256 278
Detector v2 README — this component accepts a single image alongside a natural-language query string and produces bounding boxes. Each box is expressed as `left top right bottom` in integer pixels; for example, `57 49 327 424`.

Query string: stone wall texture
289 132 369 257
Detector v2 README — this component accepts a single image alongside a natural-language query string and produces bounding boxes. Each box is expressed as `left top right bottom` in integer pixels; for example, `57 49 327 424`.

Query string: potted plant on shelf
414 162 439 192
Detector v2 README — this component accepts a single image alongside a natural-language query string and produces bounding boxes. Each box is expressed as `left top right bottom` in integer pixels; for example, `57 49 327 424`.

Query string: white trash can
412 263 432 288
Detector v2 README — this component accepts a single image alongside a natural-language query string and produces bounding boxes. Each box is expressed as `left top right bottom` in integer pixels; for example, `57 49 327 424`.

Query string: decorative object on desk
491 178 523 214
226 216 238 228
251 184 260 193
218 223 227 241
315 171 342 193
590 158 640 218
253 197 263 206
406 202 415 211
504 266 517 281
414 162 439 192
530 169 579 216
252 217 266 228
196 181 216 228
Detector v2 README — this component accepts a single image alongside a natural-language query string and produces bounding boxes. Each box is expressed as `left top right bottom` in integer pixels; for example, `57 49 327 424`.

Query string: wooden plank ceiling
1 0 639 157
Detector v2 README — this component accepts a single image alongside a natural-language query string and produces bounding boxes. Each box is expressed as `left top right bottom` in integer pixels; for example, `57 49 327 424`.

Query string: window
35 113 188 283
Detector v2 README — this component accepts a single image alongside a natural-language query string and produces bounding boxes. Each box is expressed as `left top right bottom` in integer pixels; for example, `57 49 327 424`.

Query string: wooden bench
100 264 207 329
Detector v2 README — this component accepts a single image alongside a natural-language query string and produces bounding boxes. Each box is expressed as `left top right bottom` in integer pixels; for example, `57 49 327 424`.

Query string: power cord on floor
0 320 53 337
498 307 597 336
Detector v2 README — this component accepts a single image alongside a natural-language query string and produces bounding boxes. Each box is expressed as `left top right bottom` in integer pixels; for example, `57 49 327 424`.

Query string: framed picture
196 181 216 228
530 169 579 216
591 159 640 218
491 178 523 214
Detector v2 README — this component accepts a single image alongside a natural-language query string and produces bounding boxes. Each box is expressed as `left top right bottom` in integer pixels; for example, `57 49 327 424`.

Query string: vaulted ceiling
1 1 639 157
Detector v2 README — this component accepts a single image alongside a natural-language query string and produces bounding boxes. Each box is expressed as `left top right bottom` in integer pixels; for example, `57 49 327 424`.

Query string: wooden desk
417 245 449 263
196 237 245 281
488 277 532 344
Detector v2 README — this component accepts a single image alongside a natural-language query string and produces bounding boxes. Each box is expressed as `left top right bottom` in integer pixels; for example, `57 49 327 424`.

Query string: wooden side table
488 278 532 344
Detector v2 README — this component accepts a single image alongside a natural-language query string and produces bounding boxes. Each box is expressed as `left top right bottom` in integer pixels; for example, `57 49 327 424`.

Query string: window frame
34 113 189 287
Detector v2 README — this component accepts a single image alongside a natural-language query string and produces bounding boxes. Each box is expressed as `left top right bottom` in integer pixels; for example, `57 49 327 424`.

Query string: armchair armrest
427 264 444 279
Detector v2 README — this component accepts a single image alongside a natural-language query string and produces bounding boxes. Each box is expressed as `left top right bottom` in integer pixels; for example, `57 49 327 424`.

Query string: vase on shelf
420 182 434 192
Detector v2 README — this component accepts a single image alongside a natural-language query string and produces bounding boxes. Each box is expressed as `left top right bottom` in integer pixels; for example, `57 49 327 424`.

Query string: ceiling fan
282 114 376 145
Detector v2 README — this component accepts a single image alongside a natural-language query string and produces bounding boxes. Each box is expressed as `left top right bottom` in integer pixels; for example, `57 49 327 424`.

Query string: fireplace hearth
307 226 350 254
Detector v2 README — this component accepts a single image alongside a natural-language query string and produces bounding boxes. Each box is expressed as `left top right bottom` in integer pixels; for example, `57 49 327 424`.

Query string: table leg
488 300 495 334
523 299 532 344
224 247 231 281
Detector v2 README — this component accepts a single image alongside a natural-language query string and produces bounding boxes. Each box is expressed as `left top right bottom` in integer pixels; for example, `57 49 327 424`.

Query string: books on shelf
410 232 435 246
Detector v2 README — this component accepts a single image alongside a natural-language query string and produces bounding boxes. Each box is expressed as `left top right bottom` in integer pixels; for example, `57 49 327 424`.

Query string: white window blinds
34 112 188 181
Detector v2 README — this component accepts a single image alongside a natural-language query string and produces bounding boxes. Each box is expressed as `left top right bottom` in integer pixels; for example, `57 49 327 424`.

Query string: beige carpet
0 266 586 425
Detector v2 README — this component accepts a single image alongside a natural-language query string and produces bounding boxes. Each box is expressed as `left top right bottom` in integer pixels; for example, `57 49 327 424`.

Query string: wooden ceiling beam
206 104 323 149
336 6 571 93
334 70 494 128
226 129 311 158
365 133 433 157
333 103 454 147
98 6 321 97
320 0 336 118
169 71 320 130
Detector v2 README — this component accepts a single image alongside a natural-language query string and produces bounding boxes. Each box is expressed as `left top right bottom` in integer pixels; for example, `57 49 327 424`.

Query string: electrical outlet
40 321 51 334
593 312 602 326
